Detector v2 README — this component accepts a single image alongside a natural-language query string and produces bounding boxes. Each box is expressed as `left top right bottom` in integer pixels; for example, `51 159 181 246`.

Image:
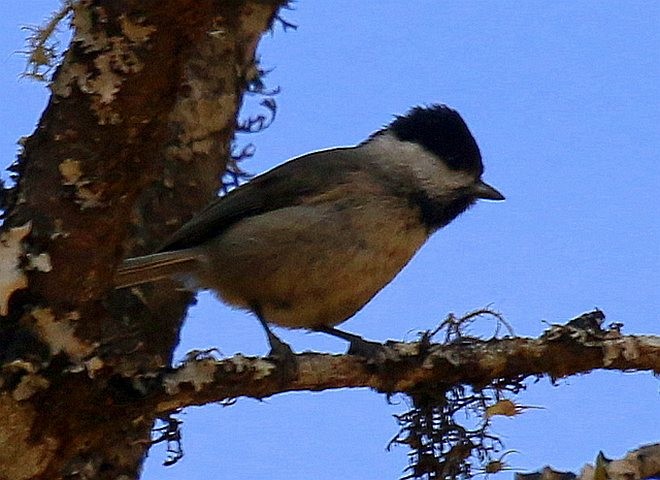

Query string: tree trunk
0 2 284 479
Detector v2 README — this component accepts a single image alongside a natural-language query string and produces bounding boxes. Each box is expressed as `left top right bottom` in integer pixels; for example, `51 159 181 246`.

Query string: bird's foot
265 329 299 380
253 309 298 379
267 334 296 363
315 326 394 363
347 336 394 362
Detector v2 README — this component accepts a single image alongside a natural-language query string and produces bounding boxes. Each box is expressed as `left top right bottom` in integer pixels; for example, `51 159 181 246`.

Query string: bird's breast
196 194 428 329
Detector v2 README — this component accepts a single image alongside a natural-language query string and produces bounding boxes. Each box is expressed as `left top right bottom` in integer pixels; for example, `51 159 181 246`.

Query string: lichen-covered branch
145 324 658 478
517 443 660 480
151 329 659 413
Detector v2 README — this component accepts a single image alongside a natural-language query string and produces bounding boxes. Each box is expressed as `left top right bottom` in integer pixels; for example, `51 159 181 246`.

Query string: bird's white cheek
364 133 476 193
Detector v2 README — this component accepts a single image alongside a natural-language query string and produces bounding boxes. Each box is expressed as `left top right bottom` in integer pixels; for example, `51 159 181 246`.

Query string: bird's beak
472 180 505 201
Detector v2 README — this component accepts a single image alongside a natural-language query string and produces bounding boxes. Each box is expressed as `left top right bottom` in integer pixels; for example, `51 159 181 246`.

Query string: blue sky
1 2 658 479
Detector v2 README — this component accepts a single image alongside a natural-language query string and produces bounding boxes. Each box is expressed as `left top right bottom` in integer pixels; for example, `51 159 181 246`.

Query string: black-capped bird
115 105 504 358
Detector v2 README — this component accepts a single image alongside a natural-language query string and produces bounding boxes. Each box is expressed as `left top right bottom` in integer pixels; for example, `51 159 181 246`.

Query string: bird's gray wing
158 147 362 251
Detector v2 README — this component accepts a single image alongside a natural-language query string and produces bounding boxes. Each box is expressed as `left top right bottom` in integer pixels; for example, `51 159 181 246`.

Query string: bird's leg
253 306 295 362
315 326 390 360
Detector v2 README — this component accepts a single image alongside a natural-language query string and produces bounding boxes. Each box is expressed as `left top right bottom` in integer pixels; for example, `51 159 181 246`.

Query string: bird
115 104 504 359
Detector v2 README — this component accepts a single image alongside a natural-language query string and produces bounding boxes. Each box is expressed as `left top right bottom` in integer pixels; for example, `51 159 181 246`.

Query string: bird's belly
197 201 428 329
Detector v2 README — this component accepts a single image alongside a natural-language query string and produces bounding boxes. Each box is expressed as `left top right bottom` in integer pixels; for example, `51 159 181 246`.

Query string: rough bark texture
0 1 284 479
143 328 660 412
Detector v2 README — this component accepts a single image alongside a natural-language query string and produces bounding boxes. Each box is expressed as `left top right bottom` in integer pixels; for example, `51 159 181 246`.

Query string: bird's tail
114 251 198 289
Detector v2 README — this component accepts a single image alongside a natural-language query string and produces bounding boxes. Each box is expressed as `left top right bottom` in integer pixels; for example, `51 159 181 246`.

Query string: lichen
12 374 51 402
31 307 96 360
49 3 157 123
0 222 31 316
163 359 218 395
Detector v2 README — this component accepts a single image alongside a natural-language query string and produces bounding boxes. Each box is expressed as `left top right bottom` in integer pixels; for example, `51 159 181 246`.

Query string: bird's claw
347 337 394 362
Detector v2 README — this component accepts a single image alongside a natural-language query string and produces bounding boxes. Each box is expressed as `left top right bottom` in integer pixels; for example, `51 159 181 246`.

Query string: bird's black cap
388 104 484 176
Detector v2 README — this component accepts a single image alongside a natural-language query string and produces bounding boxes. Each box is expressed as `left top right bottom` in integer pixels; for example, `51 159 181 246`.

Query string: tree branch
150 327 659 413
516 443 660 480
